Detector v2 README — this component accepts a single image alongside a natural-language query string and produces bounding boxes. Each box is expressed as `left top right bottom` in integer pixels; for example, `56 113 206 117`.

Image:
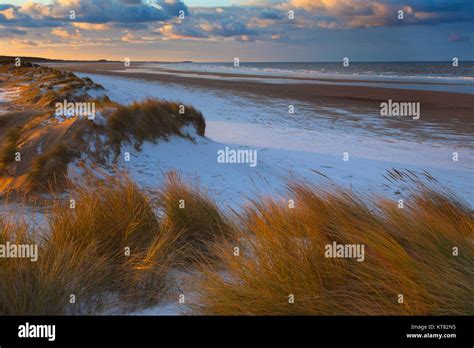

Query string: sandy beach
26 64 469 207
1 61 469 207
50 62 474 138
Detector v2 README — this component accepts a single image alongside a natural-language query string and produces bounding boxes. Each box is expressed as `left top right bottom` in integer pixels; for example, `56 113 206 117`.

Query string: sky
0 0 473 62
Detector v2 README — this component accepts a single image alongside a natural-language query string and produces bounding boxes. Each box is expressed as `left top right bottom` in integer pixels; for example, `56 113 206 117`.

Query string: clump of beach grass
26 143 78 192
0 173 182 314
189 182 474 315
0 116 8 128
47 173 182 310
107 98 206 153
158 171 233 262
0 216 107 315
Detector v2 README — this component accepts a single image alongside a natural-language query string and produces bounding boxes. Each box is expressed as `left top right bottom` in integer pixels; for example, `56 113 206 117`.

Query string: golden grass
0 173 182 314
158 172 233 262
0 217 105 315
90 95 120 109
11 66 103 109
26 143 78 192
107 98 206 152
47 174 182 311
189 182 474 315
0 172 472 315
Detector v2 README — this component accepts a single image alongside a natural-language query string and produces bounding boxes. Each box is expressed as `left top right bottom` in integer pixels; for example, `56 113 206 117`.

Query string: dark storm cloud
47 0 188 24
0 0 188 26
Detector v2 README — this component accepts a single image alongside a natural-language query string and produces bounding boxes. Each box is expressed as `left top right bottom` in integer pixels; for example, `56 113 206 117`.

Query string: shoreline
45 61 474 86
130 66 474 87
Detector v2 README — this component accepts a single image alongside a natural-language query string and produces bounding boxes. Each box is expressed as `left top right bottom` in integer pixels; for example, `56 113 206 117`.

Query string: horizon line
1 55 472 64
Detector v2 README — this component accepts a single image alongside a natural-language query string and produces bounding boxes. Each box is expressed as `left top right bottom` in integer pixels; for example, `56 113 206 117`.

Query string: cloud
0 25 27 37
72 22 110 30
113 22 149 30
135 0 474 45
0 0 473 53
121 32 140 42
258 9 284 20
154 23 207 40
0 4 62 27
448 32 470 43
158 0 189 17
49 0 188 23
0 1 472 34
236 34 256 42
52 27 81 39
0 5 32 22
282 0 474 28
151 6 269 42
156 19 258 41
1 0 189 27
9 39 39 47
0 7 18 20
20 2 52 18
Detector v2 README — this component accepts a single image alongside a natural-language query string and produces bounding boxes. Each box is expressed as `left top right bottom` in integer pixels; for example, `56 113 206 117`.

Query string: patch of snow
0 87 21 101
130 303 181 316
89 140 96 152
91 110 107 126
36 141 43 154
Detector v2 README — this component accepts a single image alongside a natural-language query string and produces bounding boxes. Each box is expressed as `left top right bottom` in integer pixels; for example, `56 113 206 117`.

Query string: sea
142 61 474 94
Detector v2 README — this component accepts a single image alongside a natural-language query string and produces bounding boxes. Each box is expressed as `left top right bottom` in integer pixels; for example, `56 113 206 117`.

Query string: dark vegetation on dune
0 126 22 171
0 64 206 194
27 143 79 192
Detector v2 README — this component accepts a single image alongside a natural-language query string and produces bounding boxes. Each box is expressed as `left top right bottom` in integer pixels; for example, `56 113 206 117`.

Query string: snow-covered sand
79 73 473 207
70 72 474 315
0 86 22 115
